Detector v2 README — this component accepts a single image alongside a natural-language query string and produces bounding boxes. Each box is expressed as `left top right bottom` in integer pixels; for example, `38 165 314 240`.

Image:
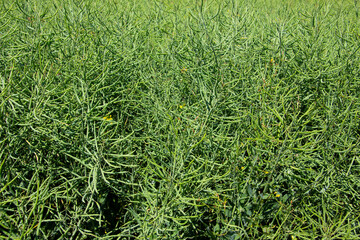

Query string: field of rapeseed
1 0 360 238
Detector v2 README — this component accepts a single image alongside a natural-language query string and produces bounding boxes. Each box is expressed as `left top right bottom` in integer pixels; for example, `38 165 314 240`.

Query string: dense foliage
1 0 360 239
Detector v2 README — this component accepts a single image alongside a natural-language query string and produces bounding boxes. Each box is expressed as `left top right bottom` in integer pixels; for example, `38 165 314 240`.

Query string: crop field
1 0 360 239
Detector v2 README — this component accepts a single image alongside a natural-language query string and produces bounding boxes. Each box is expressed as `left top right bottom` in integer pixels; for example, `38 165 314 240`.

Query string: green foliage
1 0 360 238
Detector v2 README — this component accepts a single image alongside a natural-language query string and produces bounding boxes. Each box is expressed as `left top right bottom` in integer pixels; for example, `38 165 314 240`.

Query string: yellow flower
103 115 113 121
264 171 269 174
181 67 187 73
179 104 185 109
241 166 245 170
274 192 280 197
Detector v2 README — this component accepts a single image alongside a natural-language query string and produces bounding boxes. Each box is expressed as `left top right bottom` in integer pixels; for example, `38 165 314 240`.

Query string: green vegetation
1 0 360 238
